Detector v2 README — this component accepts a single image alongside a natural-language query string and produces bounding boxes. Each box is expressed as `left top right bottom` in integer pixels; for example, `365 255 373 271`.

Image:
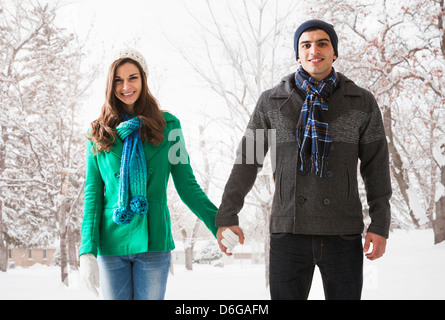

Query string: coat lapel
270 73 303 122
326 73 362 122
325 85 350 122
143 133 169 162
109 137 124 159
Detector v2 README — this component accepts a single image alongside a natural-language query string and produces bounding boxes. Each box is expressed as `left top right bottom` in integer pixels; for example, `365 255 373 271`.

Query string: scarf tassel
298 152 329 178
113 197 148 226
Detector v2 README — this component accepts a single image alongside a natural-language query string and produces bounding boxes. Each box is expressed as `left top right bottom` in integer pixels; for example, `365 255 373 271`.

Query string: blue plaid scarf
113 116 148 225
295 66 339 177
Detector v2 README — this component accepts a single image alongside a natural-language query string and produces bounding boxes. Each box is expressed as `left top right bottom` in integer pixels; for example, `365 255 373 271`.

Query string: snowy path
0 229 443 300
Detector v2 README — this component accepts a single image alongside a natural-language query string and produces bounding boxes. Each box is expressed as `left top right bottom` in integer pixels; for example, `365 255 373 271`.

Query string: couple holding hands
80 20 392 300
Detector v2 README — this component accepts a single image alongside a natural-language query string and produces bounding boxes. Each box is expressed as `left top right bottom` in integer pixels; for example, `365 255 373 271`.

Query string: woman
79 48 218 300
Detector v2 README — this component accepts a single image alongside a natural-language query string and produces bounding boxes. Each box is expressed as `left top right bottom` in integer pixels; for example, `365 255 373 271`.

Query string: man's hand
217 226 245 256
363 232 387 261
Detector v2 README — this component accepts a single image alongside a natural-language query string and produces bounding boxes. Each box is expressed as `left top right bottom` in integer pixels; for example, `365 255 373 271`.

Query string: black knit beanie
294 19 338 60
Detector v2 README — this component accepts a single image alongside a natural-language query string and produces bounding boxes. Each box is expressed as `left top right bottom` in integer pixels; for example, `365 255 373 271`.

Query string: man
215 19 392 300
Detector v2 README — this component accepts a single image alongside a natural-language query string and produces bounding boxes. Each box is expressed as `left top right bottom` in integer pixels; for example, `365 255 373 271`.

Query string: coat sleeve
169 121 218 237
215 92 271 227
359 92 392 238
79 139 104 257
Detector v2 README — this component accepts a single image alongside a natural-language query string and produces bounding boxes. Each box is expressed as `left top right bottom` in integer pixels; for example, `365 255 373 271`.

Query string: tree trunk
182 124 208 271
60 232 69 286
0 200 7 272
59 200 69 286
434 166 445 244
0 126 7 272
433 214 445 244
383 106 420 227
67 226 78 270
184 245 194 271
183 218 201 271
434 0 445 245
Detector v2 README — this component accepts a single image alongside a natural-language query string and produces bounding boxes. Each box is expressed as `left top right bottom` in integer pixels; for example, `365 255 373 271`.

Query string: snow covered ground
0 229 444 300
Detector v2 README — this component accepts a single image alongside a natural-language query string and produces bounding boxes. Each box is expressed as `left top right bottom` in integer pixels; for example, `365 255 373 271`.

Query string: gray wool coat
215 72 392 238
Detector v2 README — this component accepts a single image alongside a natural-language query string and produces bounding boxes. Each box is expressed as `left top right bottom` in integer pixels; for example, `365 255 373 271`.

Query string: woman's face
114 62 142 113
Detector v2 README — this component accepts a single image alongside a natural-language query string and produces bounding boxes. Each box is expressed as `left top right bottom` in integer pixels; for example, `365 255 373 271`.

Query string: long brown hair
88 58 166 153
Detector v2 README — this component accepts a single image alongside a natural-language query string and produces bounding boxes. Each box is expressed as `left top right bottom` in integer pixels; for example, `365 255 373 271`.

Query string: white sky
56 0 304 133
57 0 208 126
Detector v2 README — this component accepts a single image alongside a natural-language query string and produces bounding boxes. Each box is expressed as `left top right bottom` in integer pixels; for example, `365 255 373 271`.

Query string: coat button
114 172 120 178
323 198 331 206
297 196 307 204
148 168 154 174
327 170 333 178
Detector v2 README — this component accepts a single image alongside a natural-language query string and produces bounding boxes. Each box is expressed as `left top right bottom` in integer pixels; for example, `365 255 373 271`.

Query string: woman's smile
114 62 142 113
121 91 137 99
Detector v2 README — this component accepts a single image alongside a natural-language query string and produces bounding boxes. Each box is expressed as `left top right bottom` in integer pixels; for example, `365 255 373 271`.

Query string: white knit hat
112 48 149 76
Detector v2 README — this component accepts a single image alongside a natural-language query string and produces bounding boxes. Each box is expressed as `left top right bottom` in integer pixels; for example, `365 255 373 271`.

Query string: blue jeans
97 251 171 300
270 233 363 300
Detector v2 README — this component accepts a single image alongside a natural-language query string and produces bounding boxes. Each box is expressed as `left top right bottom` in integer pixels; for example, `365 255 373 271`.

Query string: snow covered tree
0 0 98 280
173 0 301 283
168 123 216 271
0 0 57 272
194 239 222 264
310 0 445 243
174 0 445 250
434 138 445 244
401 0 445 244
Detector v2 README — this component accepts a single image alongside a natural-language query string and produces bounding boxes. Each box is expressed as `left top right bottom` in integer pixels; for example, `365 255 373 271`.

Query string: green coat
80 112 218 257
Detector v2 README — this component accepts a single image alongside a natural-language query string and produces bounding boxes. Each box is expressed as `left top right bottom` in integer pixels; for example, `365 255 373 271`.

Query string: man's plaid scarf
295 66 339 177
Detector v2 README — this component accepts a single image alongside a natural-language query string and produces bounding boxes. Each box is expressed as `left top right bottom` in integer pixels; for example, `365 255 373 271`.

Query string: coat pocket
271 142 297 217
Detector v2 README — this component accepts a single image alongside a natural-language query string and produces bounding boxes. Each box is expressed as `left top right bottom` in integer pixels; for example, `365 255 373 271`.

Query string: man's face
297 29 337 81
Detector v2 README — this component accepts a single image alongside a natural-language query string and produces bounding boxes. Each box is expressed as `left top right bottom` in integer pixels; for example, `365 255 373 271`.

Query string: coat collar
109 111 177 161
270 71 363 122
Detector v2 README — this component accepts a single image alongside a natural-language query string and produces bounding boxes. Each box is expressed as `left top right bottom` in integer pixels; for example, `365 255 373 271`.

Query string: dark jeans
270 233 363 300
